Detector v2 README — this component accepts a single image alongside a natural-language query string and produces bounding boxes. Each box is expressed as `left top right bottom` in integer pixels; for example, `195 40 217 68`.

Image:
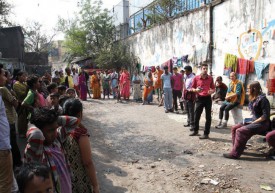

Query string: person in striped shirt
24 108 80 193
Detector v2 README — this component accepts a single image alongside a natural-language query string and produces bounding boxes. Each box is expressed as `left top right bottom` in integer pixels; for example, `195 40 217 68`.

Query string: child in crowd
24 108 80 193
58 85 66 97
46 83 58 106
62 98 99 193
47 83 58 94
16 163 54 193
66 88 76 98
49 93 63 115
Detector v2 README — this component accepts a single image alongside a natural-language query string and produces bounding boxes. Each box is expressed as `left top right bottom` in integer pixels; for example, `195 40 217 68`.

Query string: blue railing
129 0 212 35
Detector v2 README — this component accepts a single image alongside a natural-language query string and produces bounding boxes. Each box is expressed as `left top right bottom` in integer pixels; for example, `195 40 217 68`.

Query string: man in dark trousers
189 63 215 139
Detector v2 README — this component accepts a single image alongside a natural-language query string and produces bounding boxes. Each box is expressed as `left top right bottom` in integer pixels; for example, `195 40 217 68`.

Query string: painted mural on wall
238 19 275 61
238 29 262 61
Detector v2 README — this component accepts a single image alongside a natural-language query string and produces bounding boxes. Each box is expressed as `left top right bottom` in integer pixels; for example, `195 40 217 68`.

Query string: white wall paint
127 7 210 72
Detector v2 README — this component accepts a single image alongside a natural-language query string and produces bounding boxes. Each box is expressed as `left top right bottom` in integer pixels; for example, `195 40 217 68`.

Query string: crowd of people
0 62 275 193
0 65 99 193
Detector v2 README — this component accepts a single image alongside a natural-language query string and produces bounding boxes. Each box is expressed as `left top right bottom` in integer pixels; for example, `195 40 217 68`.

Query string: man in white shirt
161 66 173 113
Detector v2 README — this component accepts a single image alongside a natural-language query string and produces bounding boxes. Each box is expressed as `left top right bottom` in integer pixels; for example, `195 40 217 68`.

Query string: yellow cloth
228 80 245 105
224 54 238 72
60 76 65 84
67 76 74 88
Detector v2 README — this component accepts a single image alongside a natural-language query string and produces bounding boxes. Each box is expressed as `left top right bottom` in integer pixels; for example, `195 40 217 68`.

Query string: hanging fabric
224 54 238 76
254 62 269 79
269 64 275 79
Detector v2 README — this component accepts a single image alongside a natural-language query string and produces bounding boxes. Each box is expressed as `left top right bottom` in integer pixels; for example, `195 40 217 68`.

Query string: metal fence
129 0 212 35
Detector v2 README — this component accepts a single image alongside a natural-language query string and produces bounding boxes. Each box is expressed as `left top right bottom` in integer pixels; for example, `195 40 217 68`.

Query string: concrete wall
126 0 275 106
127 7 210 71
213 0 275 106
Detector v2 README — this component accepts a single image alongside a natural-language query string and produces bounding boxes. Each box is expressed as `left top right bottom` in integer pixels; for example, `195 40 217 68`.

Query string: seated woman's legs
230 126 254 158
231 123 243 146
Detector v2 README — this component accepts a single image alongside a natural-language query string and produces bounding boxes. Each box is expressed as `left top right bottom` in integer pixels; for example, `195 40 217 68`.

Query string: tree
23 21 56 53
0 0 11 27
58 0 136 70
148 0 182 24
95 42 137 71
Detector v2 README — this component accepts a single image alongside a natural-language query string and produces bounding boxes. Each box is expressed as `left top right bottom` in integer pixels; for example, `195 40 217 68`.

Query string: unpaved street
82 99 275 193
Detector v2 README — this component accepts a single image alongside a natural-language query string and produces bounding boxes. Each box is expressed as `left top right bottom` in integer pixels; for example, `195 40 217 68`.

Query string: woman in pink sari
119 69 131 100
78 69 88 101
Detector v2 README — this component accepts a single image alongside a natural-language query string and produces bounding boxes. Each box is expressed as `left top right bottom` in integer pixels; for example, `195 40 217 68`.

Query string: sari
153 69 163 89
119 71 131 99
143 76 154 103
13 81 28 137
78 73 87 101
91 75 101 99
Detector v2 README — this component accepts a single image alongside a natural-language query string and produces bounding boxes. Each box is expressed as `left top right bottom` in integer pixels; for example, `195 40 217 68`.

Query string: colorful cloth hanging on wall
224 53 238 76
268 64 275 94
254 62 269 79
269 64 275 79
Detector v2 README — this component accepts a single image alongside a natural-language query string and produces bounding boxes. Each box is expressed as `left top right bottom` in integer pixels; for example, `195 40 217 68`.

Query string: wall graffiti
238 19 275 61
238 29 262 61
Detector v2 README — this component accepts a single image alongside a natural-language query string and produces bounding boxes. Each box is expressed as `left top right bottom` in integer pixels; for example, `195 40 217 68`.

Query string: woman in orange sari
153 66 163 101
90 71 101 99
143 71 154 105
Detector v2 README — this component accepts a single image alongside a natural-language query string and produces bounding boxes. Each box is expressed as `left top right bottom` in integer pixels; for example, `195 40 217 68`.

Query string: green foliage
148 0 182 24
0 0 11 27
58 0 136 70
95 42 137 70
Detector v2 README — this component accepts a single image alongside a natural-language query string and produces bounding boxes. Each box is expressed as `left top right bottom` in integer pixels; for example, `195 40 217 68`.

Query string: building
112 0 130 40
0 26 25 72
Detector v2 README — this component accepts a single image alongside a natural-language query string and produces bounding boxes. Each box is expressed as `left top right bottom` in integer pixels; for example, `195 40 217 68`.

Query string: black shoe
223 153 238 159
184 124 191 127
199 135 209 139
189 132 199 136
169 109 174 112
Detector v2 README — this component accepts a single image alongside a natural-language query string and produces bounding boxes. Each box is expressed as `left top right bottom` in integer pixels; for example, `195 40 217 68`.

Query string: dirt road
83 99 274 193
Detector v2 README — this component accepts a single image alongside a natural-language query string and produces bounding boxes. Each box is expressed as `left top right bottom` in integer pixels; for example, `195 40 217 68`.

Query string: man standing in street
0 64 13 193
190 63 215 139
161 66 173 113
183 66 195 128
171 67 184 114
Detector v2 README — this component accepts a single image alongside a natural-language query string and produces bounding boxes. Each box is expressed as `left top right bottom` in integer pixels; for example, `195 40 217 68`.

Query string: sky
9 0 121 39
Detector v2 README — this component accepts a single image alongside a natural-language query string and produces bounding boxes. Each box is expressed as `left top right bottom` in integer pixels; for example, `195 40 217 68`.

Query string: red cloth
269 64 275 79
69 127 89 142
268 79 275 93
247 60 254 73
237 58 254 75
237 58 248 75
